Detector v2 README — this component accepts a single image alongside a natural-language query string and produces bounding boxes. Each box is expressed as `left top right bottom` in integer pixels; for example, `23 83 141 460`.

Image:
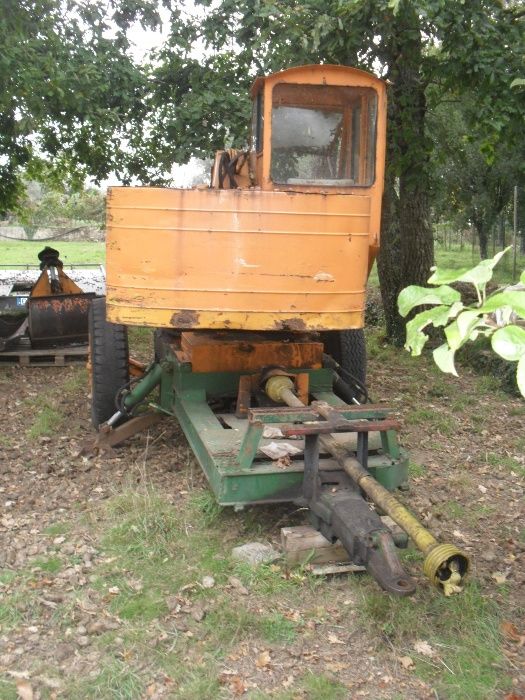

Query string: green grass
0 240 105 265
72 660 144 699
43 521 71 536
405 407 456 436
484 451 525 478
368 242 525 290
31 556 62 574
358 582 509 700
27 401 63 438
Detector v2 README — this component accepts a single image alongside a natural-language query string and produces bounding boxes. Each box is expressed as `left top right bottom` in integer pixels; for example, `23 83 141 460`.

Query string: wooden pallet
0 343 88 367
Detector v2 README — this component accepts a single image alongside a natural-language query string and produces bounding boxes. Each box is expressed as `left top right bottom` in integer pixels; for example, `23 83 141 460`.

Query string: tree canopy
2 0 524 341
0 0 163 214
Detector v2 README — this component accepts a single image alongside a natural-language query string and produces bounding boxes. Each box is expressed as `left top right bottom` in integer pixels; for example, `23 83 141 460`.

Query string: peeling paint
170 310 199 328
237 258 260 269
273 317 307 331
313 272 335 282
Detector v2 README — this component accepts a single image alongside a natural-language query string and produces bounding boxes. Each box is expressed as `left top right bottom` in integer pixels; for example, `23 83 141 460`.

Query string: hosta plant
398 248 525 397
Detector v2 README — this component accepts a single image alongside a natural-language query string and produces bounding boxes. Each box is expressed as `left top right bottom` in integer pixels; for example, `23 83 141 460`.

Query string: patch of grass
408 462 425 478
0 677 17 700
300 671 348 699
71 660 144 699
31 556 62 574
232 561 300 597
405 407 456 436
0 240 105 265
0 587 40 632
202 603 258 647
63 366 88 394
127 326 153 358
485 452 524 477
359 582 509 700
258 612 297 644
450 395 476 412
438 500 466 520
113 590 167 622
43 521 71 536
190 491 225 527
509 405 525 417
27 400 63 438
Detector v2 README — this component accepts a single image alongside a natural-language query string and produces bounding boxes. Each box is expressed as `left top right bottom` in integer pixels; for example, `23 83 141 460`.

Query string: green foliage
399 249 525 396
0 0 162 214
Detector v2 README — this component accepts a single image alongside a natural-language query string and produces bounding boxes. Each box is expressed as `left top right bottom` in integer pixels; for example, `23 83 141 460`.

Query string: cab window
270 83 377 186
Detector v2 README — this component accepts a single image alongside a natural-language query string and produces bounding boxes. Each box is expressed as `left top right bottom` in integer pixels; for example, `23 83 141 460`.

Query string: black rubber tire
320 329 366 385
89 297 129 428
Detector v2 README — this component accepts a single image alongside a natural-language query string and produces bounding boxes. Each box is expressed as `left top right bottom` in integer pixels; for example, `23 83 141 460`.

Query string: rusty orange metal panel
106 187 371 331
180 331 323 373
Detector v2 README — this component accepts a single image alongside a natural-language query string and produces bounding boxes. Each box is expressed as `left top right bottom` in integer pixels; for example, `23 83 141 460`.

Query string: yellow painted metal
106 186 372 331
105 64 387 333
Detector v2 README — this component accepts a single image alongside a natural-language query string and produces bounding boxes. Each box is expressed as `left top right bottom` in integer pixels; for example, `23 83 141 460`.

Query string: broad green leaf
405 303 464 356
427 248 511 292
491 325 525 362
480 290 525 319
510 78 525 88
444 310 485 350
517 355 525 398
433 343 458 376
398 285 461 318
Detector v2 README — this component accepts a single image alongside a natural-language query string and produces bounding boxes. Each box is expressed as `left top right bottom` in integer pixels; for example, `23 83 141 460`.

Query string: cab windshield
270 83 377 187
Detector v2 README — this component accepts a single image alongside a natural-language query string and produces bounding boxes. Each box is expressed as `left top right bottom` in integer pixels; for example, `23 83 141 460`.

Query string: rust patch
273 317 307 331
170 310 199 328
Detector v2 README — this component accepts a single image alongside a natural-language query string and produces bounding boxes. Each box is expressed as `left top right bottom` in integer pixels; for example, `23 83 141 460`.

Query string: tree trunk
378 8 434 345
377 164 402 343
498 214 505 249
474 218 489 258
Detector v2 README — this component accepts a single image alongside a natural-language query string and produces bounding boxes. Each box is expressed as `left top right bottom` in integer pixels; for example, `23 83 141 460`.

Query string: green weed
27 400 63 438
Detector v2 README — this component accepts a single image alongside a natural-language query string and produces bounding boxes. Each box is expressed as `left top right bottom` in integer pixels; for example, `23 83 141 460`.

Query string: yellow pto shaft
265 375 469 595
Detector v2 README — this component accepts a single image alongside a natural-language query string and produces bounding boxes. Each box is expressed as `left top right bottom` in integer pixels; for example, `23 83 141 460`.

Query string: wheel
89 297 129 428
320 329 367 384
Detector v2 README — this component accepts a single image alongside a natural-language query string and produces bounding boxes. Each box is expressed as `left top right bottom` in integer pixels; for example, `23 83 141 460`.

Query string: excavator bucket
0 247 103 353
27 292 96 348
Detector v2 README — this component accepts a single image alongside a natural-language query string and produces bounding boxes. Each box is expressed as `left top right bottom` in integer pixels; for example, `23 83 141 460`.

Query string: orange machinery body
106 65 387 332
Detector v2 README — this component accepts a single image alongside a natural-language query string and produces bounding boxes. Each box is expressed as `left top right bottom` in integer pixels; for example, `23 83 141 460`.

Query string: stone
231 542 280 566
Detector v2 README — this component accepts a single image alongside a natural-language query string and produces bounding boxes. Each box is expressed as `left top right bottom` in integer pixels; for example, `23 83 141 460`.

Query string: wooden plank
281 521 405 571
281 525 352 566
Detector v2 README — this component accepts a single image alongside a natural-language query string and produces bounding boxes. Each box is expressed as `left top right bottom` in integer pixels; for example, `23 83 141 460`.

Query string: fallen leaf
501 621 525 646
478 484 487 493
327 632 345 645
16 680 34 700
227 576 248 595
255 650 271 668
398 656 414 670
413 640 435 657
